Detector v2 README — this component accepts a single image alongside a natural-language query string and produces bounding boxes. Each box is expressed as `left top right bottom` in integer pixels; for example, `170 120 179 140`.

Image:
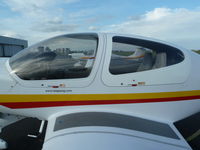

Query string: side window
109 36 184 75
10 34 98 80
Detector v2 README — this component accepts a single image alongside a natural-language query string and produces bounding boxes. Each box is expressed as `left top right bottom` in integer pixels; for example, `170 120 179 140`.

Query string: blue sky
0 0 200 49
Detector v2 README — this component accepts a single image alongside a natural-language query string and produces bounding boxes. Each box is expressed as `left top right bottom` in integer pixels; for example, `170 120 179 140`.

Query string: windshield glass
9 33 98 80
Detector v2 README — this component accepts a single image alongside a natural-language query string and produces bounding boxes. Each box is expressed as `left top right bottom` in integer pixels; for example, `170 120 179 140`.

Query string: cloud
3 0 51 19
33 22 78 32
1 3 200 49
0 30 20 38
46 17 63 25
3 0 79 18
2 0 79 26
68 9 92 19
145 8 172 21
1 0 80 44
88 26 99 31
104 8 200 49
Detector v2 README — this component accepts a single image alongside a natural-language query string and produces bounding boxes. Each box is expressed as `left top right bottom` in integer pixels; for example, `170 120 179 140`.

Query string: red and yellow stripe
0 90 200 109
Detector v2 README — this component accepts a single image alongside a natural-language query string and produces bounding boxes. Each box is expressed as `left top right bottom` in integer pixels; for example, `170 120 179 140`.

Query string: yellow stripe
0 90 199 103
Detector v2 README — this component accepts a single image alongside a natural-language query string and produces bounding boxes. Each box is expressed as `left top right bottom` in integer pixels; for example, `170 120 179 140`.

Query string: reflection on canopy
10 34 98 80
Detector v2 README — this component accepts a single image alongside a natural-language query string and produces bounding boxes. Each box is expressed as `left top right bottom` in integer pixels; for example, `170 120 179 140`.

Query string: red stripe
0 95 200 109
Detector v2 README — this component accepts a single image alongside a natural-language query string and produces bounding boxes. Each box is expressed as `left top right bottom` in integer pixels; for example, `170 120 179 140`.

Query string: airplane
0 32 199 150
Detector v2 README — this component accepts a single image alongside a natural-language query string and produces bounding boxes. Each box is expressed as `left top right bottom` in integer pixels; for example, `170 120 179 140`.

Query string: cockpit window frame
102 34 190 87
7 33 103 88
9 33 99 81
109 36 185 75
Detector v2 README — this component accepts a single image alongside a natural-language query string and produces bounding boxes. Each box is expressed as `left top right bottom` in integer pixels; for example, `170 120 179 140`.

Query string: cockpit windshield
9 34 98 80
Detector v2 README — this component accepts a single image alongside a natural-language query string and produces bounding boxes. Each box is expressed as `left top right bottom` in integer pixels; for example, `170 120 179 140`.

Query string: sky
0 0 200 49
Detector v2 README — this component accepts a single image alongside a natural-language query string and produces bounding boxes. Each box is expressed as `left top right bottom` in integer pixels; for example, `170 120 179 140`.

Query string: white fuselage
0 33 199 123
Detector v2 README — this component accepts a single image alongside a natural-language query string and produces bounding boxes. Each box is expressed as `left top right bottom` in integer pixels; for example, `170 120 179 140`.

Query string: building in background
0 36 28 57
